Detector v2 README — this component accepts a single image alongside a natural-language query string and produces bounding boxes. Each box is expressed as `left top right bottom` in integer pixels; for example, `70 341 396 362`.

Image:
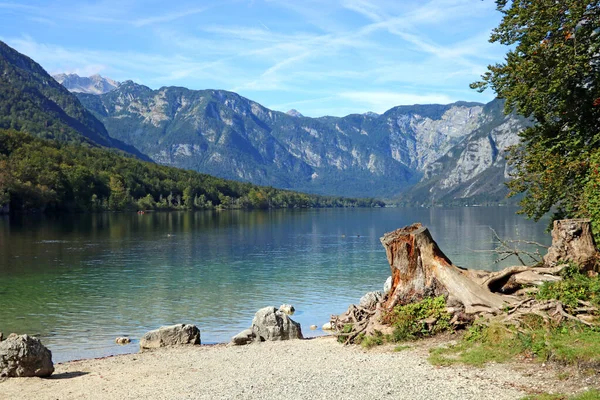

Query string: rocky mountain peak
53 72 120 95
286 109 304 118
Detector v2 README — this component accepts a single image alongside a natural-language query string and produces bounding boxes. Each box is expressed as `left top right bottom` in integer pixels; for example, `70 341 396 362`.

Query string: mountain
53 73 120 95
400 99 529 205
0 41 147 159
286 109 303 118
75 82 526 201
76 82 419 198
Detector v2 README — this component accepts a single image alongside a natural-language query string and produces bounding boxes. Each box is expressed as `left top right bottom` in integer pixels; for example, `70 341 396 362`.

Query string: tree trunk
544 219 598 270
381 223 511 315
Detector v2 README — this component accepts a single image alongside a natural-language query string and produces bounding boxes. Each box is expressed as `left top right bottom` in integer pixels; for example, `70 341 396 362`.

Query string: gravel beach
2 336 567 400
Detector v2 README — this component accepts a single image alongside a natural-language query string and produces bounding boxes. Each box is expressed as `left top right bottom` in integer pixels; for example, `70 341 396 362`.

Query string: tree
0 156 11 206
472 0 600 223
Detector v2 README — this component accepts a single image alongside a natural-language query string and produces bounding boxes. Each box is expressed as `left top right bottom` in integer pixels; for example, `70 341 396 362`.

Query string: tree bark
544 219 598 270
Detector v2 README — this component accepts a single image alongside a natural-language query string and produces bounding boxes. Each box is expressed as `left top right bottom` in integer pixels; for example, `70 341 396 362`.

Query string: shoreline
0 336 551 400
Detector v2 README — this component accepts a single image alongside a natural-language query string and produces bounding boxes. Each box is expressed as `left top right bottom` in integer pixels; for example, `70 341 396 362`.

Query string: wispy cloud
0 1 210 28
132 7 207 28
0 0 502 116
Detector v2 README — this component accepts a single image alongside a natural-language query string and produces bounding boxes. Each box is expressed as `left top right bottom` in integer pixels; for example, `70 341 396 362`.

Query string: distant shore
0 336 578 400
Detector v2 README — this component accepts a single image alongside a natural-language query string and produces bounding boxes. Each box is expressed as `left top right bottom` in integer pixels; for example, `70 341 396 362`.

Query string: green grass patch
429 317 600 368
430 269 600 368
521 389 600 400
360 330 385 349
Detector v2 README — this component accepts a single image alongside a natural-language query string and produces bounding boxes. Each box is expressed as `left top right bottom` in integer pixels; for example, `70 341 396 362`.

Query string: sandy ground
0 336 589 400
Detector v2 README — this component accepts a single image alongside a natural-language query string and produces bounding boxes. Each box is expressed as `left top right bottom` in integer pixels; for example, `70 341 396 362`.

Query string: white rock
322 322 334 331
279 304 295 315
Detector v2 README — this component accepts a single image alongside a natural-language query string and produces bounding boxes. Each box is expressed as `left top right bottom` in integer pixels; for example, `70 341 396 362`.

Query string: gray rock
279 304 295 315
140 324 200 350
231 329 256 346
252 306 303 341
0 334 54 377
384 276 392 295
359 291 383 309
310 325 317 330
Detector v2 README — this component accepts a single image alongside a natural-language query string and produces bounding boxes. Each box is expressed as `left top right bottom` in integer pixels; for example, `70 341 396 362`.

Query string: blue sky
0 0 506 117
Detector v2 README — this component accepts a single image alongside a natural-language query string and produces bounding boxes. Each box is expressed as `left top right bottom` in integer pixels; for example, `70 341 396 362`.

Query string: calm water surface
0 207 550 362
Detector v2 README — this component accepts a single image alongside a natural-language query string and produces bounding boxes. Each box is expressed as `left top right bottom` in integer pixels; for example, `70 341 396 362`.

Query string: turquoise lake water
0 207 550 362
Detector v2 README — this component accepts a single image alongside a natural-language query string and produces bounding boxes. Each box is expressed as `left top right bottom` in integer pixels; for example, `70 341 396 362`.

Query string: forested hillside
0 40 147 159
0 129 383 213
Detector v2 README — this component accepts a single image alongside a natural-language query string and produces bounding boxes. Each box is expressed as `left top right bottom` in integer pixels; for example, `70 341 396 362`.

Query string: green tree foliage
0 129 385 212
472 1 600 223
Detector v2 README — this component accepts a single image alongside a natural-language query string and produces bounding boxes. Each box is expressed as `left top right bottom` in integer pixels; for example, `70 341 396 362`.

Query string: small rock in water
279 304 295 315
0 332 3 341
115 337 131 345
322 322 334 331
310 325 317 330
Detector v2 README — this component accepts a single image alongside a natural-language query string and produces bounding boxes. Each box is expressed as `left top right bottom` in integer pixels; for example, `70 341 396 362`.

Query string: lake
0 207 550 362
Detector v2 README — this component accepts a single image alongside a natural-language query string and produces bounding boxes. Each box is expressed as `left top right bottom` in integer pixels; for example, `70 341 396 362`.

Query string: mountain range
0 40 527 204
75 80 527 202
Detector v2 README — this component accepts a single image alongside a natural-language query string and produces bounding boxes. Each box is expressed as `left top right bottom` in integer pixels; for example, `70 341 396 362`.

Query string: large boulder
0 334 54 378
251 307 303 341
139 324 200 350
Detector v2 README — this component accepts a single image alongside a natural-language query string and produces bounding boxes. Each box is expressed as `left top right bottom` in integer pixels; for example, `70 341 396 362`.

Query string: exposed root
330 304 376 345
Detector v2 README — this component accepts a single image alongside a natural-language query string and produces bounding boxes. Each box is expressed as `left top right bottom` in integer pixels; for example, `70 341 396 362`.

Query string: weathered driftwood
332 219 599 343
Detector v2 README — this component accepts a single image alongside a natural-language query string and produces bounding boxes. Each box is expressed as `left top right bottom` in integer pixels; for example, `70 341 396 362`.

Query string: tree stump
332 219 600 342
544 219 598 270
380 223 510 314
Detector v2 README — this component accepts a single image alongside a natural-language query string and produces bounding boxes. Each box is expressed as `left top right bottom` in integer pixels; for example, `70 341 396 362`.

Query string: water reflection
0 207 550 362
